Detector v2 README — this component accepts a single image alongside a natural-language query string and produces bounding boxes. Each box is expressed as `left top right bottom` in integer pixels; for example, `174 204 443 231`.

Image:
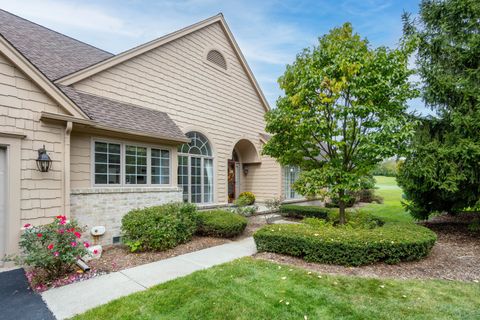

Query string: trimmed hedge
279 204 334 219
253 221 437 266
121 203 198 252
197 210 247 238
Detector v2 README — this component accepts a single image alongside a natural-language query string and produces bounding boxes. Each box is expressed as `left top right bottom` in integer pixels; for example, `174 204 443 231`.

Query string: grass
74 258 480 320
363 176 413 223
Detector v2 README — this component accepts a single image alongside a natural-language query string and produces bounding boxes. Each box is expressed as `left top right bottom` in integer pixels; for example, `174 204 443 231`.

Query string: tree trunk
338 190 347 225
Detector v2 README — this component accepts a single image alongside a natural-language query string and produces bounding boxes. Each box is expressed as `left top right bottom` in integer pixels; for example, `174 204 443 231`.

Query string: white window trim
178 151 215 204
91 137 173 188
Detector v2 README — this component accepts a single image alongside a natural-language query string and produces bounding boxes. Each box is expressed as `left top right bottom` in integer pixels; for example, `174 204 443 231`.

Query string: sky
0 0 430 114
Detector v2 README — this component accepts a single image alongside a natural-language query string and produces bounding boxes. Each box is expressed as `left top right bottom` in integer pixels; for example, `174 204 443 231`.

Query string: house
0 9 303 260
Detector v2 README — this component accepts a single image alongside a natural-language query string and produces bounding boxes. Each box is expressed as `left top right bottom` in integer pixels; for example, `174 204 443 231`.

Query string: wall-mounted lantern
36 145 52 172
243 164 249 175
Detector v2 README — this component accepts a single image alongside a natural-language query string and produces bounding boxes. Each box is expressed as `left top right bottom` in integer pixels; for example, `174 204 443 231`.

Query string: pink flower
59 219 66 225
37 233 43 238
53 251 59 257
71 241 77 247
93 249 98 254
57 229 64 234
24 223 31 228
74 232 81 239
47 243 54 250
56 215 66 220
83 242 90 248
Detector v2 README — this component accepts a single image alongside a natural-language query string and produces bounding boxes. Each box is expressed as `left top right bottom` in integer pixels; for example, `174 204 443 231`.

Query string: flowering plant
16 216 90 278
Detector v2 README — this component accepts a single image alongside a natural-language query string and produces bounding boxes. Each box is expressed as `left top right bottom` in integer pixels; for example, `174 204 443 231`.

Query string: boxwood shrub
197 210 247 238
253 221 437 266
279 204 334 219
121 203 198 252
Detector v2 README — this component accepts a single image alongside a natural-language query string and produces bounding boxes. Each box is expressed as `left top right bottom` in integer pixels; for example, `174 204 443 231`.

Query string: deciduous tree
263 23 417 224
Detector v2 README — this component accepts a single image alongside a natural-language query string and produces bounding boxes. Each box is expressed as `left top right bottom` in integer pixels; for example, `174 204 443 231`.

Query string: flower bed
253 219 437 266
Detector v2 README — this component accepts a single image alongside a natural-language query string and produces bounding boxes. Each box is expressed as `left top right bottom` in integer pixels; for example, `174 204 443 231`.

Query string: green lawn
74 258 480 320
364 176 413 223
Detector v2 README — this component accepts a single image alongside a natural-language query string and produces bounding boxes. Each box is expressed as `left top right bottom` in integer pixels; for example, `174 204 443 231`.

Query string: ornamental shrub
15 216 90 279
238 192 256 205
121 203 198 252
197 210 247 238
279 204 334 219
253 220 437 266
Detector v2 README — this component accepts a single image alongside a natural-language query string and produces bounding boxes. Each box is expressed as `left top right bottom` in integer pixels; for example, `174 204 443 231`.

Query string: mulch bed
88 236 228 272
255 213 480 282
26 216 270 292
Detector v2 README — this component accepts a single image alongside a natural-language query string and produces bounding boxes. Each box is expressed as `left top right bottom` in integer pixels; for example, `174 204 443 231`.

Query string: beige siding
73 22 281 202
70 133 91 188
0 52 67 224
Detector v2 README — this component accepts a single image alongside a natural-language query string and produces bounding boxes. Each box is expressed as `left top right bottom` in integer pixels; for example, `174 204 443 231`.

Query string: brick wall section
0 52 67 224
72 22 282 202
70 187 182 245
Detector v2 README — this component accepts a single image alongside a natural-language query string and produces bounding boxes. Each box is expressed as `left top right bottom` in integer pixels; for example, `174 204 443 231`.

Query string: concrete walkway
42 237 257 319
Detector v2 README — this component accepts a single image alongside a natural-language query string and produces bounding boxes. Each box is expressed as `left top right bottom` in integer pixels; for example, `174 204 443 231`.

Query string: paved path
42 237 257 319
0 268 55 320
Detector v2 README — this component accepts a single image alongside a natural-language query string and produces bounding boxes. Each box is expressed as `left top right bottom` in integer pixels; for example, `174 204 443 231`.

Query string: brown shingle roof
0 9 113 81
59 86 187 142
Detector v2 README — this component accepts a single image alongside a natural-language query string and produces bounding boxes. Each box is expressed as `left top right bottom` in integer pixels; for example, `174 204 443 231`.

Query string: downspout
64 121 72 217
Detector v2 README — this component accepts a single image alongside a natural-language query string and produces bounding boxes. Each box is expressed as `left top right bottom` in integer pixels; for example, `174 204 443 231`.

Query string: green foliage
254 220 436 266
325 196 356 208
263 22 417 223
279 204 334 219
238 192 256 205
14 216 89 279
399 0 480 219
372 159 402 177
197 210 247 238
121 203 198 252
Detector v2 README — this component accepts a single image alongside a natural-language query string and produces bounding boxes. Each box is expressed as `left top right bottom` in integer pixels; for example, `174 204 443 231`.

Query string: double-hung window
93 141 170 186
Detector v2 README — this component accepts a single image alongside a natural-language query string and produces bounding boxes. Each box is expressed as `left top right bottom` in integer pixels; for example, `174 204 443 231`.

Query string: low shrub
326 210 384 229
121 203 198 252
197 210 247 238
238 192 256 205
13 216 90 279
325 196 356 208
254 220 437 266
279 204 334 219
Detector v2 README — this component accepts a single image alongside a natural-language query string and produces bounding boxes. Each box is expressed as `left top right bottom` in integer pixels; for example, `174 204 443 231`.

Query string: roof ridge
0 9 113 56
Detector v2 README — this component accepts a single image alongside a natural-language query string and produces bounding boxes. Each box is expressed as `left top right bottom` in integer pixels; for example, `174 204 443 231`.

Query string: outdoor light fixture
36 145 52 172
243 165 249 175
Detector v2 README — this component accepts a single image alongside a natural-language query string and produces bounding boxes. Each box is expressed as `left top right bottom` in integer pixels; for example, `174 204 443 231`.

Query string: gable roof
55 14 271 111
58 86 188 142
0 9 113 81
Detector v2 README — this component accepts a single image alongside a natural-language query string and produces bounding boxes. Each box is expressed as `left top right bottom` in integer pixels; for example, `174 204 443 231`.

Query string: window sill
71 186 182 195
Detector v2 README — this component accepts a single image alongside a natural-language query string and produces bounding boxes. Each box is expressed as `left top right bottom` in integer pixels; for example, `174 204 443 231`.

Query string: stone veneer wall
70 187 182 245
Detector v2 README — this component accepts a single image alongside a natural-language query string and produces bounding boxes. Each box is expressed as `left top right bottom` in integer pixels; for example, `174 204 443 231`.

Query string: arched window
206 50 227 70
178 132 214 203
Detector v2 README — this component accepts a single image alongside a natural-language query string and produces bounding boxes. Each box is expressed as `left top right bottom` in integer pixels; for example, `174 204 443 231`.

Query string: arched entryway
227 139 260 203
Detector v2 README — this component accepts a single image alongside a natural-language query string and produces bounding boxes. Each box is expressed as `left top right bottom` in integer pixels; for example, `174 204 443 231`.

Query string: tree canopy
397 0 480 219
263 23 417 223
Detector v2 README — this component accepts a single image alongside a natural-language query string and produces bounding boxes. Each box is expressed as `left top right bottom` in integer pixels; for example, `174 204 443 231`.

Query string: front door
0 148 6 267
228 160 235 203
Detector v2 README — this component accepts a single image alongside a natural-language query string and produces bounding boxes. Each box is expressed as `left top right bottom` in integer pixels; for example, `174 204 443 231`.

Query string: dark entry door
228 160 235 203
